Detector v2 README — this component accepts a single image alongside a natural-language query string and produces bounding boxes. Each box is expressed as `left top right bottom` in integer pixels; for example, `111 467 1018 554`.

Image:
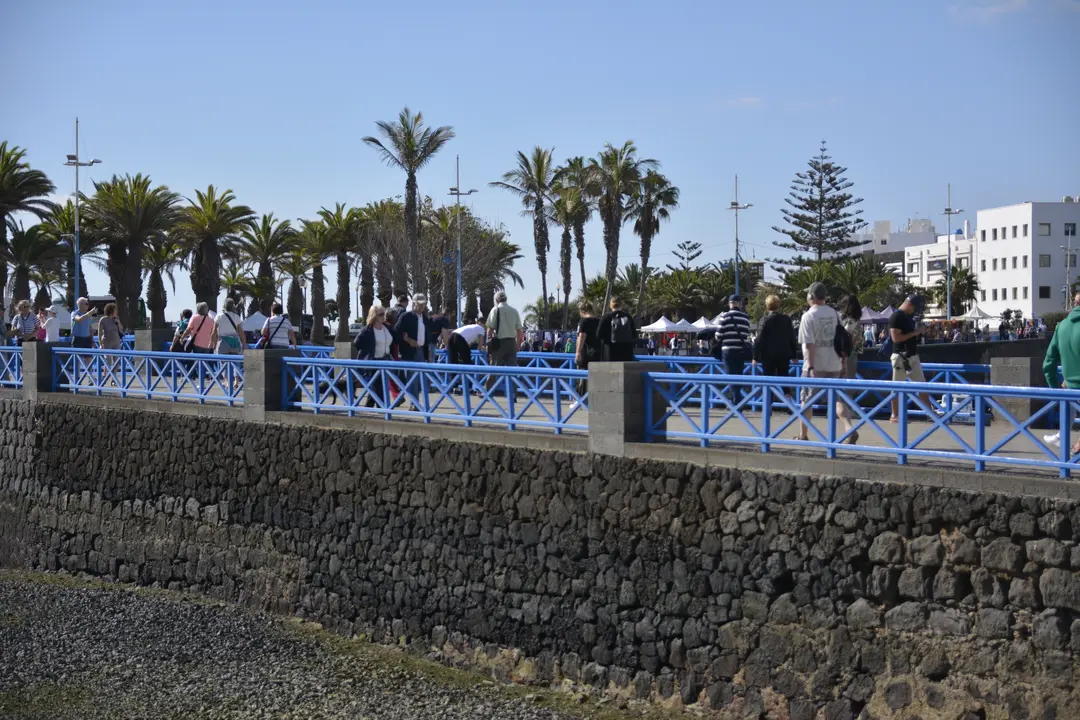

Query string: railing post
975 395 986 472
135 328 174 353
897 389 908 466
333 342 353 360
761 382 772 453
990 357 1045 424
1060 399 1072 479
243 348 299 422
826 387 837 459
587 362 668 457
21 342 62 403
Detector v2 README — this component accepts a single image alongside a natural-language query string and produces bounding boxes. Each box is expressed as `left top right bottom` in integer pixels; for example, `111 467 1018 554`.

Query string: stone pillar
991 357 1046 424
334 342 354 360
135 328 175 352
21 342 63 402
243 349 300 422
587 361 668 457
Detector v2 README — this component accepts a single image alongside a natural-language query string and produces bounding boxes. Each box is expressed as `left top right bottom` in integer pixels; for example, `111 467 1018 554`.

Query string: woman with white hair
394 293 429 362
179 302 215 353
211 298 246 354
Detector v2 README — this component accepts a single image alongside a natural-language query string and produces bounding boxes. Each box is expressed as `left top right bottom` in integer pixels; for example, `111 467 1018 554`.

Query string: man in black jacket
596 296 637 362
394 294 429 362
753 294 797 378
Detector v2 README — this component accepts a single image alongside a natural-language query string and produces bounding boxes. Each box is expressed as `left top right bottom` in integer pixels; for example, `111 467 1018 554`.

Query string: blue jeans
723 348 746 402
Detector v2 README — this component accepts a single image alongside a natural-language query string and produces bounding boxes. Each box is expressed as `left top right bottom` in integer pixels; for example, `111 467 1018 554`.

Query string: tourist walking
795 282 855 443
212 299 246 355
42 307 60 342
486 291 523 367
395 293 429 362
97 303 125 350
169 309 193 352
180 303 215 353
596 296 636 362
1043 292 1080 449
428 306 455 359
573 301 601 409
448 318 485 365
753 294 797 379
888 294 934 422
8 301 39 345
35 308 48 340
714 295 752 399
354 305 397 407
71 297 96 349
840 295 863 380
261 303 297 349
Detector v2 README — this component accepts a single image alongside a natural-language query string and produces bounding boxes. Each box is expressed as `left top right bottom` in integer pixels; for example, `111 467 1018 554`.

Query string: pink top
189 314 215 349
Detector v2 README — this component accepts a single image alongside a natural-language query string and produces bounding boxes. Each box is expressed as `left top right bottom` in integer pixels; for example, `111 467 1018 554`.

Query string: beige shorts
890 353 926 382
800 368 842 403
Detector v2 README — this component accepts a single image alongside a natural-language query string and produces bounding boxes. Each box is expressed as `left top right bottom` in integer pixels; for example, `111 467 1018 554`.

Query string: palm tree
549 189 582 330
41 199 107 308
219 260 255 315
364 199 403 307
587 141 657 305
491 147 556 328
142 234 187 329
556 157 594 292
31 266 63 311
1 220 63 306
363 108 455 293
351 205 376 317
278 252 310 326
648 268 707 321
626 170 679 323
0 142 56 312
234 213 297 315
317 203 360 341
84 174 180 326
299 220 333 344
175 186 254 311
932 265 981 318
422 205 457 312
476 240 525 320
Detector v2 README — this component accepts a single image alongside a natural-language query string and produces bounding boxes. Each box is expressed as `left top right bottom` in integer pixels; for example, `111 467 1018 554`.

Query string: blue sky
4 0 1079 318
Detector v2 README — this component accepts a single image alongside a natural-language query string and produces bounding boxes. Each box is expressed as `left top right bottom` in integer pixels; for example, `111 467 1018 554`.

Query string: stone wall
1 397 1079 718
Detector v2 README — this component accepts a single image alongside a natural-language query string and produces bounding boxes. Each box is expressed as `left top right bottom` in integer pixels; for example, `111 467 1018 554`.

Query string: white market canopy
672 318 697 332
640 316 680 333
957 304 995 320
692 316 720 331
241 311 268 332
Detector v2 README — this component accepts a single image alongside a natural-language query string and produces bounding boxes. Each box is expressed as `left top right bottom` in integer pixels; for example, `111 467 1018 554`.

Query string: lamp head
90 159 102 165
66 154 77 162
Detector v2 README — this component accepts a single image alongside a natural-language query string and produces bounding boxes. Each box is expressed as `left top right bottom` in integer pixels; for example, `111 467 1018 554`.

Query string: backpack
833 314 854 358
610 312 634 344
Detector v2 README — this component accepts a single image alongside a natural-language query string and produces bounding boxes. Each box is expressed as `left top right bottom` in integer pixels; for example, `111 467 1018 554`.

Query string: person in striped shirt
713 294 752 401
8 300 40 345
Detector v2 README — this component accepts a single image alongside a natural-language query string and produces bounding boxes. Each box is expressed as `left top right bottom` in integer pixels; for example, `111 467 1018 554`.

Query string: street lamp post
354 282 361 321
448 155 478 324
941 184 964 321
299 276 308 315
63 118 102 305
727 174 752 296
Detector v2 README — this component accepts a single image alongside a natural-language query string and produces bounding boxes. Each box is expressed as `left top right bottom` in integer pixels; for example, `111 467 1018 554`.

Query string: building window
907 262 917 274
1001 227 1006 240
1071 255 1078 268
1040 286 1052 299
1039 223 1052 236
993 259 998 270
1012 257 1018 269
993 228 998 241
1023 255 1028 268
1023 287 1028 299
1067 223 1077 237
992 289 998 301
1040 254 1052 267
1012 288 1017 300
959 257 968 268
981 230 986 242
1012 225 1018 238
1024 224 1029 237
981 259 986 272
880 239 887 245
1002 287 1007 300
981 290 986 302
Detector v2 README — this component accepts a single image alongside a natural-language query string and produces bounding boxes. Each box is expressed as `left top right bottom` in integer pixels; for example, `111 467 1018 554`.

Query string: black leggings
762 359 790 377
448 333 472 365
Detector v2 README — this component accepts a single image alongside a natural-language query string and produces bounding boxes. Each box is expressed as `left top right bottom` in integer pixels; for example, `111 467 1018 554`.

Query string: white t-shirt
43 316 60 342
372 326 393 358
215 311 242 337
454 324 486 346
262 316 292 348
415 315 426 346
798 304 843 373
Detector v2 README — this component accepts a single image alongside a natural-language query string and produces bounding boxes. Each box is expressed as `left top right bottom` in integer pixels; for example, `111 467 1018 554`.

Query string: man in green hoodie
1042 292 1080 450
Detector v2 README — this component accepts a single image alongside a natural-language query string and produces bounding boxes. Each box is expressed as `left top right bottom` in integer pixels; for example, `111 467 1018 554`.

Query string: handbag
184 316 210 353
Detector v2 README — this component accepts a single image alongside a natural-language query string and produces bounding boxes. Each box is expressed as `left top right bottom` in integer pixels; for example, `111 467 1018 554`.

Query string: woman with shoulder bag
211 299 246 355
179 303 215 354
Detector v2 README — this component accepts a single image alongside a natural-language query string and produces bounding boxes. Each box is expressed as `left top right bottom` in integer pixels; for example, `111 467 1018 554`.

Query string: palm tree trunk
441 248 454 321
257 262 273 316
123 236 143 329
464 287 478 323
287 278 304 326
33 286 51 312
0 221 7 318
191 238 222 311
392 244 408 299
360 254 374 319
534 198 549 330
574 220 586 294
376 250 392 308
107 241 124 308
147 270 167 329
560 226 572 331
335 250 350 341
405 172 419 294
311 263 327 344
479 284 494 320
12 268 30 309
637 225 653 324
602 209 620 308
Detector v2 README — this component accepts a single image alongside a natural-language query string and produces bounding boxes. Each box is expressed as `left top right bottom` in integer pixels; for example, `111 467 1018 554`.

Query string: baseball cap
806 282 828 301
906 293 924 311
728 294 741 304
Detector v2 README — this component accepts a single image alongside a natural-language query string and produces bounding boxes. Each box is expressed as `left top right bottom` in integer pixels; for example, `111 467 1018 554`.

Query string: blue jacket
394 311 430 362
353 324 397 360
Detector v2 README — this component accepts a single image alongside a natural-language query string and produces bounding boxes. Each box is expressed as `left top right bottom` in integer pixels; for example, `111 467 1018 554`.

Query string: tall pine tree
771 141 867 271
667 240 703 272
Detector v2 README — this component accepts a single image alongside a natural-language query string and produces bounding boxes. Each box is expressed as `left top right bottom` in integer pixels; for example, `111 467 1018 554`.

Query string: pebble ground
0 572 612 720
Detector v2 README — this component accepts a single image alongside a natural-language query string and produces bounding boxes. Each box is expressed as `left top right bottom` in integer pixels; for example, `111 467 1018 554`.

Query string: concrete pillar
243 348 299 422
991 357 1046 424
21 342 64 402
587 361 668 457
135 328 175 352
333 342 354 360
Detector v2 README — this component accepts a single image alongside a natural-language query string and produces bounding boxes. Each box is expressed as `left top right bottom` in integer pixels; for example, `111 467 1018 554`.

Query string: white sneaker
1044 433 1061 447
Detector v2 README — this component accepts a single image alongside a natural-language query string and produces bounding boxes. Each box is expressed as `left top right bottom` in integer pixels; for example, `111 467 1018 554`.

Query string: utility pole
941 184 963 321
727 175 752 296
64 118 102 305
448 155 478 324
1063 240 1074 312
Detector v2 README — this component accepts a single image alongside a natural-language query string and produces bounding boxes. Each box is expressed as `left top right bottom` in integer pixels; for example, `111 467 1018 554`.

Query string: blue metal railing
643 372 1080 477
0 347 22 388
52 348 244 405
282 357 588 433
55 334 136 350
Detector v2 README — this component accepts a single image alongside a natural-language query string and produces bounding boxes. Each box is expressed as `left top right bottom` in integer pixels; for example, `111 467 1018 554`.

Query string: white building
902 198 1080 320
849 218 939 255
